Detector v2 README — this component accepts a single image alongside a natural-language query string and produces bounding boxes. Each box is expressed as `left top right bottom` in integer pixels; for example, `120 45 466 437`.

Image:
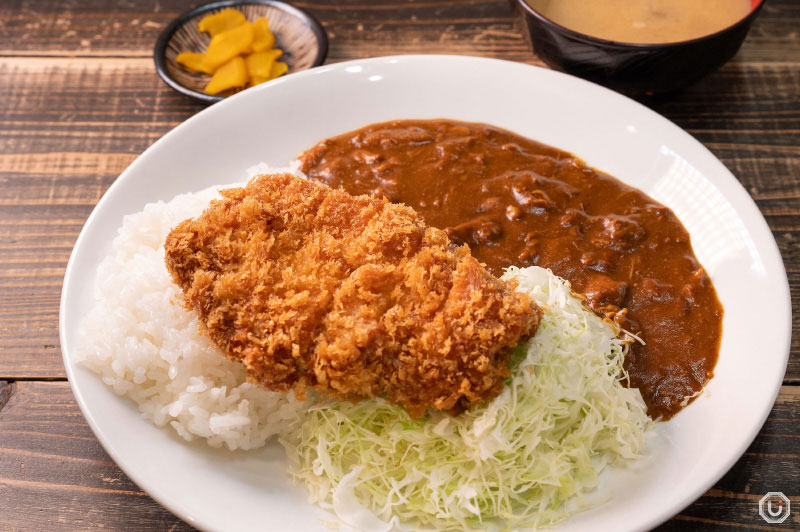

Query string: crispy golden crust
165 173 541 416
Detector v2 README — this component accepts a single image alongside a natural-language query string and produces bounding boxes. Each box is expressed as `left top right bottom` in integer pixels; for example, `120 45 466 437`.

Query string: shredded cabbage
284 266 651 531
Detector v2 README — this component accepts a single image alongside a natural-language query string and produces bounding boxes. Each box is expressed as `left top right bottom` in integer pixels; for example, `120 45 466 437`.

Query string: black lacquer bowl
512 0 766 97
155 0 328 103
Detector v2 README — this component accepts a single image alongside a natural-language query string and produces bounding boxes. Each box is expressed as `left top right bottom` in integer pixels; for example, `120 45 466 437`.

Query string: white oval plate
60 55 791 532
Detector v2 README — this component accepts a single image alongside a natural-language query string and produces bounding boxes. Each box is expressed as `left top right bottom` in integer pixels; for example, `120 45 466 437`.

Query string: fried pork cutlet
165 173 541 416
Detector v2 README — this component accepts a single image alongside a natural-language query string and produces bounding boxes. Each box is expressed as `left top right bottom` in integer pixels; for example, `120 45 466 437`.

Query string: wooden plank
0 0 536 60
0 381 15 412
652 63 800 139
1 58 797 152
0 0 797 65
0 383 194 530
0 381 797 531
0 58 204 132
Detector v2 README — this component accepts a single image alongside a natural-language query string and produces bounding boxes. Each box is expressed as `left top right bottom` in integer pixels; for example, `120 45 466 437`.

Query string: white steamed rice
77 173 306 451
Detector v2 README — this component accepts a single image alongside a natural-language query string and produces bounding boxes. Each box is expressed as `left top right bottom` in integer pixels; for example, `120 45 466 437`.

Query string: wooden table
1 1 797 530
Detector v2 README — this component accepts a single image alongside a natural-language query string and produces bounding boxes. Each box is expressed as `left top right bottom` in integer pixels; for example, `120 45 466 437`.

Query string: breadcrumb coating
165 174 541 416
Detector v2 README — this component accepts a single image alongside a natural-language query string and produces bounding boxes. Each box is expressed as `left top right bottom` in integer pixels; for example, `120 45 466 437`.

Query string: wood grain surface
0 0 797 530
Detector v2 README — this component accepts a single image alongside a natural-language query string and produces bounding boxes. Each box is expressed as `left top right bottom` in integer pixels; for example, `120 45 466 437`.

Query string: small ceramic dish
154 0 328 103
512 0 766 97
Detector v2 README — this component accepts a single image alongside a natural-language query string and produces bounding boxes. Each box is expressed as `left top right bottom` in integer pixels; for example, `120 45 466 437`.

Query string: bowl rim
514 0 766 49
154 0 329 103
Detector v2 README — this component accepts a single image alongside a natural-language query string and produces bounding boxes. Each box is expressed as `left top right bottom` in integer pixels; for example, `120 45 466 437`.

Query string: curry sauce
299 119 723 419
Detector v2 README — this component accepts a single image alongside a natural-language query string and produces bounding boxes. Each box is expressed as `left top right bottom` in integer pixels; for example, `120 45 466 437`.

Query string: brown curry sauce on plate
299 119 723 420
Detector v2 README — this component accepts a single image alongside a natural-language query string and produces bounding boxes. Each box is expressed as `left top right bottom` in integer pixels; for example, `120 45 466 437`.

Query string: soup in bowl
513 0 766 96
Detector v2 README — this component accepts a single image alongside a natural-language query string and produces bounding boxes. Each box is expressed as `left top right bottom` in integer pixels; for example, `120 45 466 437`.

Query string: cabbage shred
284 266 651 531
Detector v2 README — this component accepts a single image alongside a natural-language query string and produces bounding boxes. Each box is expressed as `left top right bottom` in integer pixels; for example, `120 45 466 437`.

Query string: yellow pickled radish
175 8 286 95
268 61 288 80
250 55 288 87
204 56 248 95
245 49 283 77
252 17 276 52
245 52 276 79
197 9 246 37
176 51 213 74
249 75 271 87
202 22 255 71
